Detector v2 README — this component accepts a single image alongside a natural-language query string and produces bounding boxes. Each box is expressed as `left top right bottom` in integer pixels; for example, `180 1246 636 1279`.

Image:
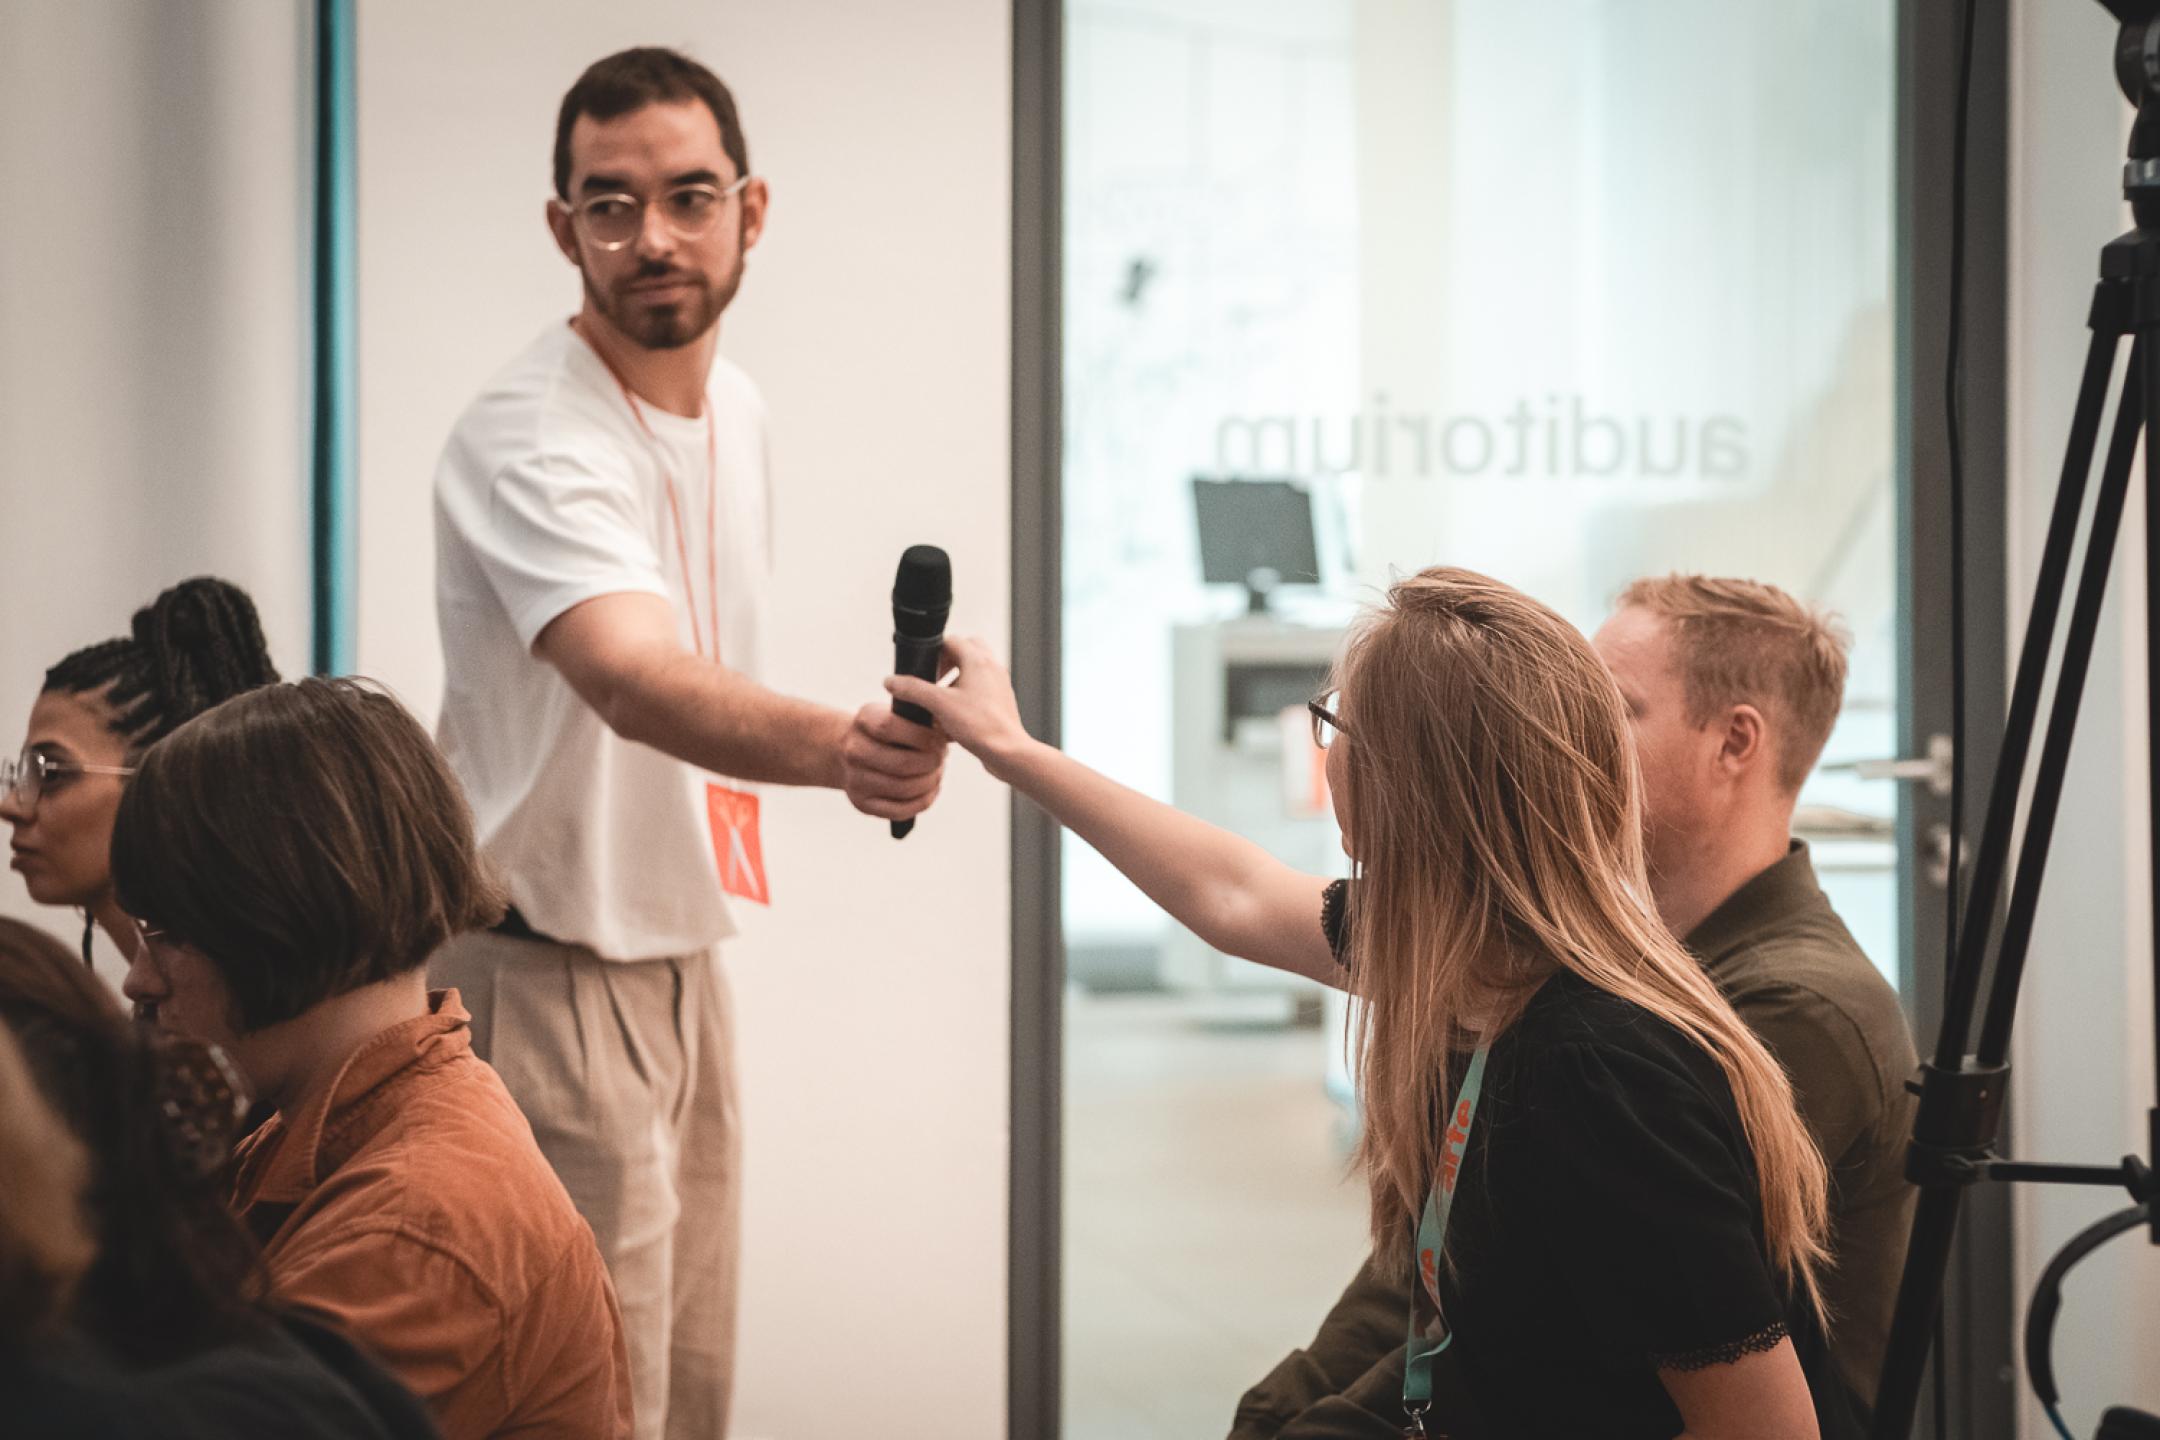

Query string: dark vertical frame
1897 0 2014 1434
310 0 357 676
1010 0 1064 1435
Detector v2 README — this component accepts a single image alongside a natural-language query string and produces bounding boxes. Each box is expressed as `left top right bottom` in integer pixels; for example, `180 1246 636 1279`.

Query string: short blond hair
1615 574 1851 791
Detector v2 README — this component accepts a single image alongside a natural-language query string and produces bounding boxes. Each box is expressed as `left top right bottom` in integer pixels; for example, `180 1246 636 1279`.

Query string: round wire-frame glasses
570 175 751 251
1 750 136 809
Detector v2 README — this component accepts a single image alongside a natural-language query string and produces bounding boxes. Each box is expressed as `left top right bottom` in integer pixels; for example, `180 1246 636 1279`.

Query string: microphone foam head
893 544 952 631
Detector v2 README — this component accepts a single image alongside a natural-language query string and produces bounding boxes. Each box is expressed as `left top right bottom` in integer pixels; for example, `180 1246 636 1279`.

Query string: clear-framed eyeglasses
1 749 136 809
569 175 751 251
1308 690 1346 750
131 918 186 971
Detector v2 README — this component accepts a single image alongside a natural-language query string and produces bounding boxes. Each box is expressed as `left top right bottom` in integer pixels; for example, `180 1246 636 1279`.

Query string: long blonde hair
1338 568 1829 1318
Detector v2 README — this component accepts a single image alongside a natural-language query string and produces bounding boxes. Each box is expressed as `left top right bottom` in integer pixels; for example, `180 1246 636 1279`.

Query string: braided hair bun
45 577 283 751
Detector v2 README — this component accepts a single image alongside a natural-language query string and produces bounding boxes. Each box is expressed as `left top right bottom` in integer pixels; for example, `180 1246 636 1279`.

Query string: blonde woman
890 568 1857 1440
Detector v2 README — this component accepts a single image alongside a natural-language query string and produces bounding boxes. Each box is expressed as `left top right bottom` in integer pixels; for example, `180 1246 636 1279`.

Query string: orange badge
706 783 770 905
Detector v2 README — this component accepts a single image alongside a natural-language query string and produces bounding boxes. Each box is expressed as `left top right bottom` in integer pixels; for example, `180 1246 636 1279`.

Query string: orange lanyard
586 334 721 660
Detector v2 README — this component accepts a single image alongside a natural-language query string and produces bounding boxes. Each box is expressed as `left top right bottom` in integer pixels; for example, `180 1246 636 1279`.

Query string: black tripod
1870 5 2160 1435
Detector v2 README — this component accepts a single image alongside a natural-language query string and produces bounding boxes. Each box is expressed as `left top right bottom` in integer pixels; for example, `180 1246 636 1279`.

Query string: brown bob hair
111 677 506 1034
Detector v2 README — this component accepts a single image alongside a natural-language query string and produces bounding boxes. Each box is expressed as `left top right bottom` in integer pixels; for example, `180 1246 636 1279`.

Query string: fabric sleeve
1516 1040 1789 1370
1230 1253 1403 1438
1731 982 1881 1174
271 1226 510 1440
459 447 672 652
1270 1376 1406 1440
1267 1332 1484 1440
508 1239 634 1440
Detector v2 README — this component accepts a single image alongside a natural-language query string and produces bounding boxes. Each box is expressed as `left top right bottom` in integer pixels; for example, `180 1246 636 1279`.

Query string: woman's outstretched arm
888 637 1342 986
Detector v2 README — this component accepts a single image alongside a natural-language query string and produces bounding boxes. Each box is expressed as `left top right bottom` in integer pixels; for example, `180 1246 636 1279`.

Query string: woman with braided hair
2 577 279 969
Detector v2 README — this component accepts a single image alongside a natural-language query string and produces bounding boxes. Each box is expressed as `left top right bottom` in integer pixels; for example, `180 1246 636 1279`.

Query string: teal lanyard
1402 1041 1491 1433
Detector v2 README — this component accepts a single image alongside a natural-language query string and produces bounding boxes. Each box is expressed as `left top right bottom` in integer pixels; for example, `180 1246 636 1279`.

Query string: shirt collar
236 990 473 1208
1682 839 1827 963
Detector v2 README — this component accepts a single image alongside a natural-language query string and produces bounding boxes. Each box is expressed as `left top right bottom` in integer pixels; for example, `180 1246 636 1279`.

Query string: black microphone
889 545 951 840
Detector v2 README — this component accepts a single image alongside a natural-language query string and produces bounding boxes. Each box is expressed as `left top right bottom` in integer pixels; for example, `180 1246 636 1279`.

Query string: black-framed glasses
569 175 751 251
1 750 136 809
1308 691 1346 750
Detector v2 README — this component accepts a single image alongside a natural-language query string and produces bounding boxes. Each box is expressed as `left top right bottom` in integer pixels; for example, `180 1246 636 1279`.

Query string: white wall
2007 1 2160 1433
352 6 1012 1437
0 5 1011 1431
0 0 311 973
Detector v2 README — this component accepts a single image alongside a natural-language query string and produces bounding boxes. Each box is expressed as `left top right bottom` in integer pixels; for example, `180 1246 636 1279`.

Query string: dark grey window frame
1008 2 2015 1432
1898 1 2014 1435
1010 1 1063 1436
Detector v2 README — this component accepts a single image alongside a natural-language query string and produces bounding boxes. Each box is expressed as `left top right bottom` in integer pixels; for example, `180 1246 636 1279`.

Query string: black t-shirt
4 1315 440 1440
1324 881 1861 1440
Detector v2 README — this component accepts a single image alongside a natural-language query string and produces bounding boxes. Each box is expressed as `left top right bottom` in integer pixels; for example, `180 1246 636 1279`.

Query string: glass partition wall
1057 4 1899 1435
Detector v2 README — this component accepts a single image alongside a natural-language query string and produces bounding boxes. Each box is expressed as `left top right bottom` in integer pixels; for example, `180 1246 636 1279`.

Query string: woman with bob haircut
109 676 633 1440
889 567 1859 1439
0 916 438 1438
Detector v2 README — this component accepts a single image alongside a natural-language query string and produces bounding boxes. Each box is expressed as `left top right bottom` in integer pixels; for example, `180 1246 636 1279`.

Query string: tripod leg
1944 323 2124 1063
1872 335 2146 1440
1980 339 2148 1062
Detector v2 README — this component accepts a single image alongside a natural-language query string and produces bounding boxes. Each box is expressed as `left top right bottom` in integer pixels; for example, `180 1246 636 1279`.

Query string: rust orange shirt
231 990 632 1440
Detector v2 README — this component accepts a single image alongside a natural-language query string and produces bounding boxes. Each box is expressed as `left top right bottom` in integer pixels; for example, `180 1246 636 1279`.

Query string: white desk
1163 615 1349 1012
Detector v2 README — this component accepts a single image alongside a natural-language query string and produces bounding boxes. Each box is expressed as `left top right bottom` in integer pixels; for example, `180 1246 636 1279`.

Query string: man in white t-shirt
428 47 945 1440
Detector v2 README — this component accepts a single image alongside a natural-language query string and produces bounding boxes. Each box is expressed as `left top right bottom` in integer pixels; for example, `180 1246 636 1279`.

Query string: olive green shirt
1229 842 1918 1438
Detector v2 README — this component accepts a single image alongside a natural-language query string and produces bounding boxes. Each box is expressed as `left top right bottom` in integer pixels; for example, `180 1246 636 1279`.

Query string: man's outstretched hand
841 704 948 821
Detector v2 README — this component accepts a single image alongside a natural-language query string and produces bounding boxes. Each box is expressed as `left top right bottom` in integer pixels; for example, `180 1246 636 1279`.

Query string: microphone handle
890 629 944 839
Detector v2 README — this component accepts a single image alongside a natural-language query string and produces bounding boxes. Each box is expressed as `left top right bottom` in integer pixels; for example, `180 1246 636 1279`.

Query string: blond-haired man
1224 575 1917 1437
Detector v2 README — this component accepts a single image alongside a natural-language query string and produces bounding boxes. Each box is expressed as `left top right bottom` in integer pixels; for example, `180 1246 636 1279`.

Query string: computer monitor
1193 477 1322 614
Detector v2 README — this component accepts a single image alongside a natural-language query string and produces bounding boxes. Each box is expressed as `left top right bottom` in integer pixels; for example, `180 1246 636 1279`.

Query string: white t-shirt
433 321 771 961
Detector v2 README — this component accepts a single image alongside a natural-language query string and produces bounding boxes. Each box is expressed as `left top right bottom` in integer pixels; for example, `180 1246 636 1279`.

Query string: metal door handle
1821 733 1954 796
1793 804 1896 843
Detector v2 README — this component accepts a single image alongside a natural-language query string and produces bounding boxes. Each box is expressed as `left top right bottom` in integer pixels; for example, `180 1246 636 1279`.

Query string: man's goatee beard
583 274 729 352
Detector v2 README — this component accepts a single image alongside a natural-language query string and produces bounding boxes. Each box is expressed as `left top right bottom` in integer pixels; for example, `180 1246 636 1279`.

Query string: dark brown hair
0 1018 92 1351
554 47 749 199
110 678 506 1034
0 918 263 1363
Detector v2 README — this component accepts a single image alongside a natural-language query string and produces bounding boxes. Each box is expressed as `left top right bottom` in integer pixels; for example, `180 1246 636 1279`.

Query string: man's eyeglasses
1 750 136 809
1308 691 1346 750
569 175 751 251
